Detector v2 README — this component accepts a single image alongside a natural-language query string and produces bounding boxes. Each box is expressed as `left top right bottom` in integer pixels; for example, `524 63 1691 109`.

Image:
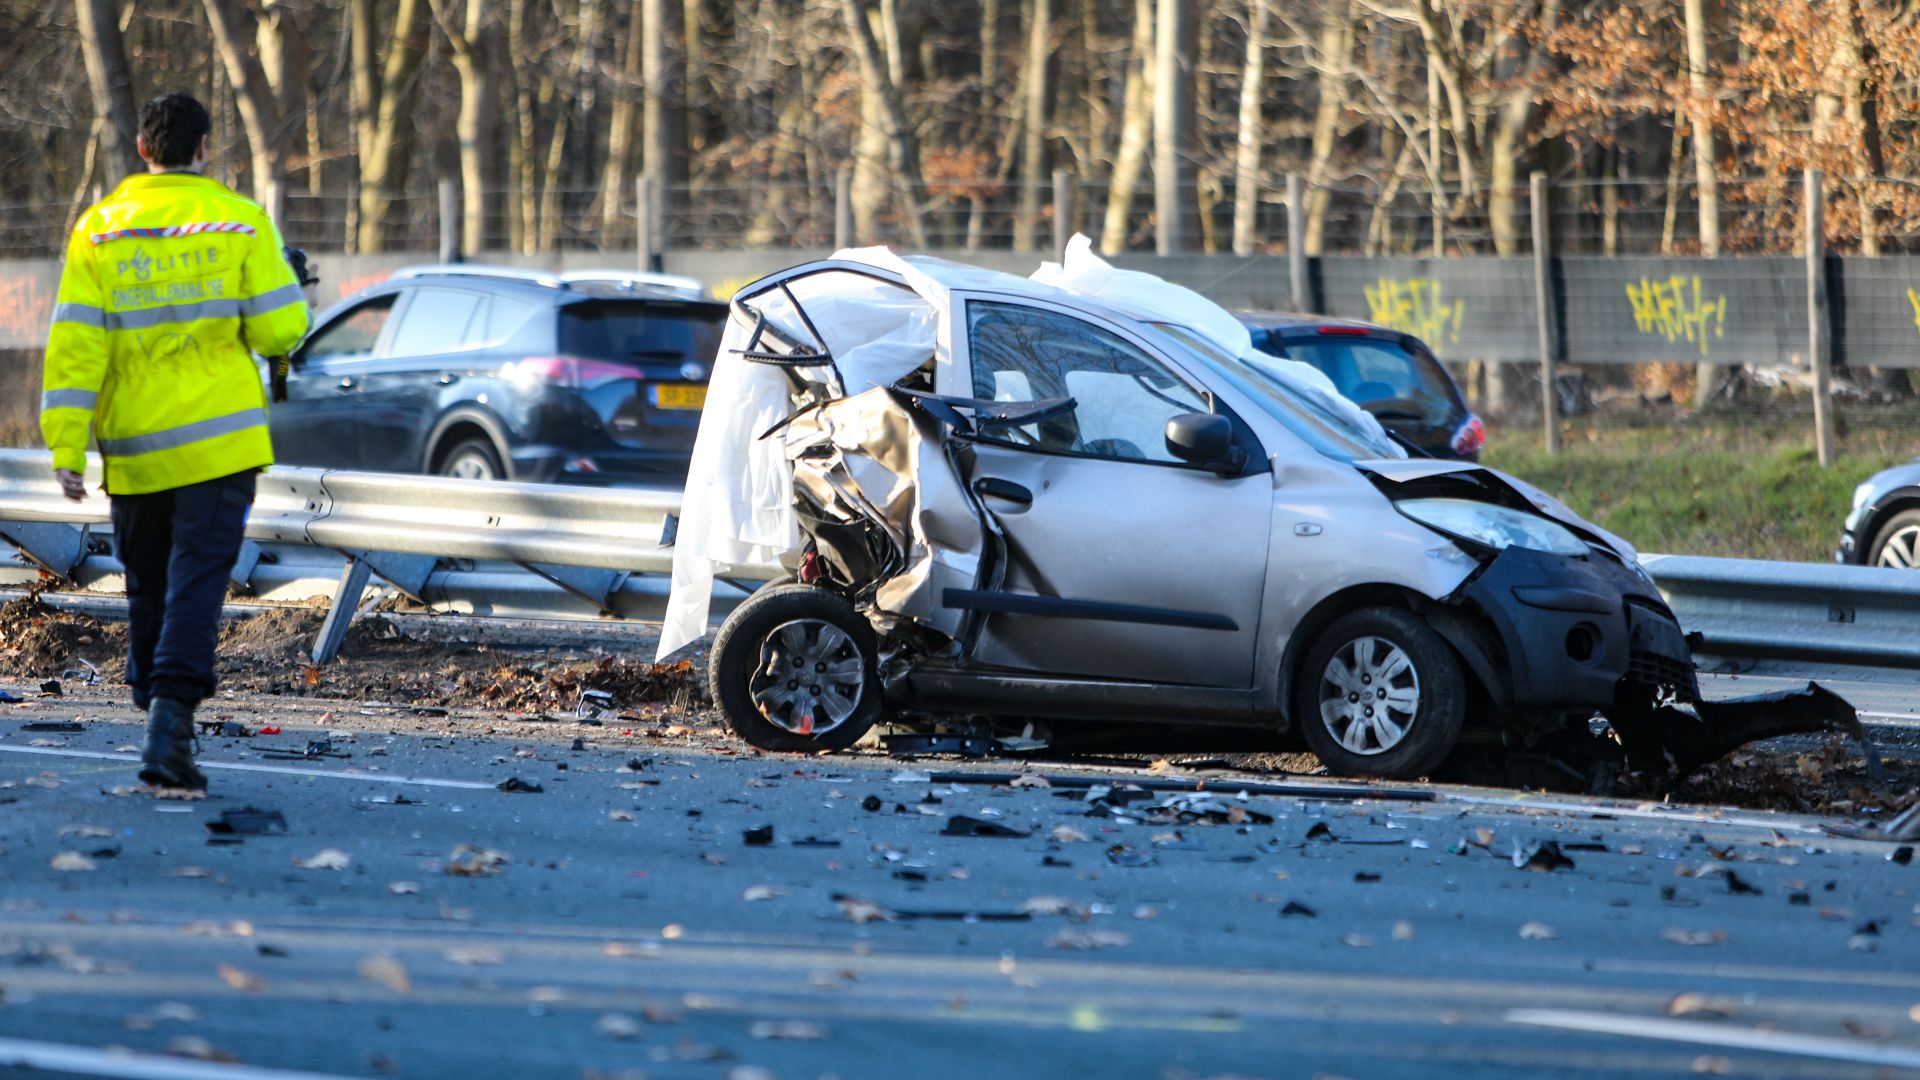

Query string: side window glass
482 295 539 345
302 295 395 363
965 301 1207 464
386 288 485 358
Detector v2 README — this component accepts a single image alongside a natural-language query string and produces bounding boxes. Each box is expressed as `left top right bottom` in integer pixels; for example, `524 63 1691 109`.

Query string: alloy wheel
1316 635 1421 755
749 618 867 736
1876 524 1920 569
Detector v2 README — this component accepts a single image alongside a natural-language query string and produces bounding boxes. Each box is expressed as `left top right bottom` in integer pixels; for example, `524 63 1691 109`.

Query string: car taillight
1316 325 1371 336
1451 415 1486 458
506 355 646 389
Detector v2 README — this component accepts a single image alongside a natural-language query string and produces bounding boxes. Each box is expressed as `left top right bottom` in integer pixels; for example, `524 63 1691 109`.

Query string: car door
954 297 1273 689
271 293 398 467
353 286 490 471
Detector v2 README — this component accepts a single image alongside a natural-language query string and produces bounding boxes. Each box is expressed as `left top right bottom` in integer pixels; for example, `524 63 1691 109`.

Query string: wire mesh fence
3 170 1918 473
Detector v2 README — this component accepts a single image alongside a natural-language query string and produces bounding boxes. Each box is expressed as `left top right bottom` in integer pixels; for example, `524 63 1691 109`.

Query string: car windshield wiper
1382 426 1432 458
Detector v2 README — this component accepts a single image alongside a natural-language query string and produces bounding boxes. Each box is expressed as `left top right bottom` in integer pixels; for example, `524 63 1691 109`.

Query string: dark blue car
1238 312 1483 460
270 266 726 484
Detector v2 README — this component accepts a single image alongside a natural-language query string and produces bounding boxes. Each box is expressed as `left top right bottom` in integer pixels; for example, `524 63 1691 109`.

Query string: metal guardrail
1639 554 1920 670
3 450 1917 670
0 450 780 662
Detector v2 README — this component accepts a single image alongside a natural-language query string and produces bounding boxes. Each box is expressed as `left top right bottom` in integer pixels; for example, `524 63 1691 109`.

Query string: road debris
206 808 288 836
446 845 510 876
941 816 1029 838
293 848 351 870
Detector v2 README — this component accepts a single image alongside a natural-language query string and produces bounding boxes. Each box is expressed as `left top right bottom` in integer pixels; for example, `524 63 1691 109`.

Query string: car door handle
973 477 1032 505
335 377 356 391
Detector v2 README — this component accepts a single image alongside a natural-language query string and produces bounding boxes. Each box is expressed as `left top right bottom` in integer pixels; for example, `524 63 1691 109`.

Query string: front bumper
1456 545 1695 710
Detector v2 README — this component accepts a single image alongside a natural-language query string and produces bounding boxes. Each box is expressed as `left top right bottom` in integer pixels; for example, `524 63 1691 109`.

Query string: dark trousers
108 470 256 710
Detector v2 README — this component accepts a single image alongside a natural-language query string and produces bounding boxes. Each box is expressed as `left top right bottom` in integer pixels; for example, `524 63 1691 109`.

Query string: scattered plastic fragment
205 808 288 836
496 777 545 794
941 815 1029 838
743 824 775 846
22 720 83 732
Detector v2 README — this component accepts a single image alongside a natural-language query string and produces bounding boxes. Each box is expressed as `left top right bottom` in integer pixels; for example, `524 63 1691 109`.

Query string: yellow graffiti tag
1363 278 1463 345
1625 275 1725 357
1907 287 1920 333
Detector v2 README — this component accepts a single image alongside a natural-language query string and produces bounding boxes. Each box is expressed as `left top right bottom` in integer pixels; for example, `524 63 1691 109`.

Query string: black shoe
139 697 206 790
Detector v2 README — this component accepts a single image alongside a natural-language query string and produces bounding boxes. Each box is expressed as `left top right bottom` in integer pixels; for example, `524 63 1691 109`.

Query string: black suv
270 266 726 484
1238 312 1483 460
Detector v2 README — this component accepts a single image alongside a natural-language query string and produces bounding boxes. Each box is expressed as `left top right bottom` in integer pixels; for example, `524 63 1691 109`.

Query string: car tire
1868 508 1920 569
438 438 505 481
709 583 884 752
1293 606 1465 780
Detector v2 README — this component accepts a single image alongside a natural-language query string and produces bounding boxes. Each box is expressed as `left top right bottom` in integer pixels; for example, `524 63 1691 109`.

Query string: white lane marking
0 744 495 790
0 1036 362 1080
1860 709 1920 725
1505 1009 1920 1070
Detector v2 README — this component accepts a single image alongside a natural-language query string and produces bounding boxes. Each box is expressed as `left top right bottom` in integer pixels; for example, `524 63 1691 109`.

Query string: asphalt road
1 681 1917 1080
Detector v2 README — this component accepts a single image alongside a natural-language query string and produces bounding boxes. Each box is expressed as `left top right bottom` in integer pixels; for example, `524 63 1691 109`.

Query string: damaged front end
1371 465 1875 786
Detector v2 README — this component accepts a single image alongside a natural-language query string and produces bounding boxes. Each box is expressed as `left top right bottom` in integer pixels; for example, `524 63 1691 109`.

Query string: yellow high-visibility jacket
41 172 311 495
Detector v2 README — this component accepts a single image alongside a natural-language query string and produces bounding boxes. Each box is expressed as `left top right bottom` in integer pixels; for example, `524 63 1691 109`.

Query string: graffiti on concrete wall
1626 275 1725 357
1907 287 1920 333
1362 278 1463 344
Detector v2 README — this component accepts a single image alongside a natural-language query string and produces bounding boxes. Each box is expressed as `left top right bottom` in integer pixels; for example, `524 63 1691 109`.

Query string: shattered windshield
1143 322 1402 462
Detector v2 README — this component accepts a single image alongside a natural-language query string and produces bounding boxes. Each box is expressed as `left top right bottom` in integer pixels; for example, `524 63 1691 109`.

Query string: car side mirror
1165 412 1244 473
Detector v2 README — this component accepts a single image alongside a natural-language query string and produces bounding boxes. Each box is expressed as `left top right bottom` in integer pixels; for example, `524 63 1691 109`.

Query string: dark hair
138 92 211 168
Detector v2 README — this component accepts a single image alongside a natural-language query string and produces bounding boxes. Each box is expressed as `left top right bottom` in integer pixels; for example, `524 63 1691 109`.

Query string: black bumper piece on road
1455 546 1695 710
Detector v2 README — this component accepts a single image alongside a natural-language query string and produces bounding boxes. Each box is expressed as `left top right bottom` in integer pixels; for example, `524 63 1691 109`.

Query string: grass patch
1484 421 1915 561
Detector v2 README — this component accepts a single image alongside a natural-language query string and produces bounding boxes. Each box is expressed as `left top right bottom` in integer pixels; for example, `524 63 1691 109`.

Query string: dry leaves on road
1048 929 1130 950
358 953 412 994
58 824 111 839
49 851 95 872
834 896 895 924
749 1020 830 1040
293 849 351 871
217 964 265 992
446 844 510 876
594 1013 643 1040
1518 922 1558 940
1662 928 1728 947
741 885 786 901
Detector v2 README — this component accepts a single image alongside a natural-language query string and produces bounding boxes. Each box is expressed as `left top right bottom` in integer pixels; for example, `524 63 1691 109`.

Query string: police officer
41 92 310 790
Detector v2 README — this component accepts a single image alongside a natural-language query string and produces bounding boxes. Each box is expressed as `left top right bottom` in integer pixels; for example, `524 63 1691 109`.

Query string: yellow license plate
651 384 708 410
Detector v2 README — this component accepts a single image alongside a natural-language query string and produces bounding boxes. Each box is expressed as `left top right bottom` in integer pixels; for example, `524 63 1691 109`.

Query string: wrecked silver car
660 239 1860 782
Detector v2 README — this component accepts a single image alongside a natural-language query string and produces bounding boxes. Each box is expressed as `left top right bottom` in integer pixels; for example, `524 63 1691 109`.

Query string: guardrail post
1052 169 1074 264
834 167 853 250
1807 168 1835 468
311 558 373 665
1531 170 1559 456
1286 173 1308 312
437 179 460 264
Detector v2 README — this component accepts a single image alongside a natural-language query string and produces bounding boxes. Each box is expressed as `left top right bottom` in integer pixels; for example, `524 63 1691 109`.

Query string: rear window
560 300 726 367
1259 336 1459 422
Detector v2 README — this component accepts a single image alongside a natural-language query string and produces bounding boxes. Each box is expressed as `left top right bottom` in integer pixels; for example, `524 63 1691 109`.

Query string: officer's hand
54 468 86 503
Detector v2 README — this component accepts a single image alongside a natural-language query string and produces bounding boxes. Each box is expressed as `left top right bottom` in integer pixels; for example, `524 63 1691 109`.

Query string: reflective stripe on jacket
41 173 310 495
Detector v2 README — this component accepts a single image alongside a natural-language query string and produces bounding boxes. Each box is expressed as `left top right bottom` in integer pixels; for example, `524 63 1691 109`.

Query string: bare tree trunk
1660 118 1683 255
837 0 928 247
1488 0 1558 256
508 0 537 253
1098 0 1153 253
256 2 312 167
1152 0 1194 254
1231 0 1266 255
1013 0 1049 252
1410 0 1479 199
1302 0 1351 254
203 0 293 208
642 0 687 250
355 0 429 252
981 0 999 87
74 0 142 181
600 3 645 244
427 0 497 255
1682 0 1719 407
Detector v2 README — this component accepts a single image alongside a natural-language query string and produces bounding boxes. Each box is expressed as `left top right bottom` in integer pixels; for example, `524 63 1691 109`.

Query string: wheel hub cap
1317 636 1420 756
748 619 865 736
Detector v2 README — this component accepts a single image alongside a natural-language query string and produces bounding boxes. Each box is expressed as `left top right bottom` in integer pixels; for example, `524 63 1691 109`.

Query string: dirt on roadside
0 593 125 680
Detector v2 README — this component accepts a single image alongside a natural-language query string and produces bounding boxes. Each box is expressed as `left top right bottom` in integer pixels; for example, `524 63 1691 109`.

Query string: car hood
1352 458 1640 565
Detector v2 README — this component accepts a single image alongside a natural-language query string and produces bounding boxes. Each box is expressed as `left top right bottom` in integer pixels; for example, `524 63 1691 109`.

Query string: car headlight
1397 498 1589 556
